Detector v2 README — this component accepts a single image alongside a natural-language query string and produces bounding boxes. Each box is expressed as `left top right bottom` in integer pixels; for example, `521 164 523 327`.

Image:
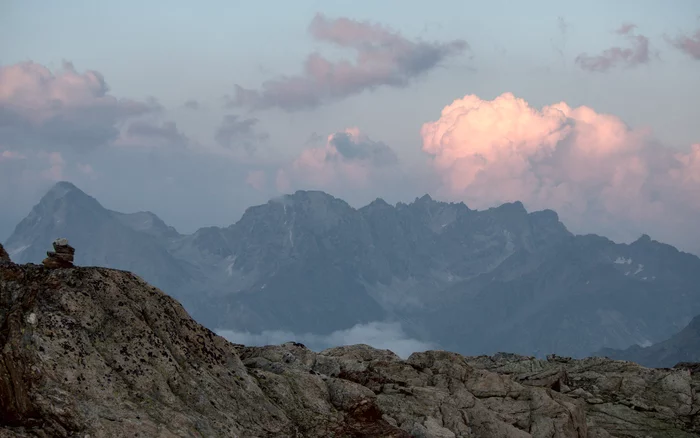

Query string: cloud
420 92 700 250
551 16 569 60
0 61 161 152
277 128 398 191
183 99 200 110
115 120 190 148
230 14 468 111
667 28 700 60
77 163 95 176
40 152 65 181
0 150 25 162
215 114 268 153
245 170 267 191
216 321 435 359
575 24 650 72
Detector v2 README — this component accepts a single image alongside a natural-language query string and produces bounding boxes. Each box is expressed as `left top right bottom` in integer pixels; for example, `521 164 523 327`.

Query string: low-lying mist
217 321 436 359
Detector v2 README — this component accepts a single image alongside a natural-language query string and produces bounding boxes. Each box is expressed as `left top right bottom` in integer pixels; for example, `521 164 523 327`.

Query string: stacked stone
42 238 75 268
0 243 10 263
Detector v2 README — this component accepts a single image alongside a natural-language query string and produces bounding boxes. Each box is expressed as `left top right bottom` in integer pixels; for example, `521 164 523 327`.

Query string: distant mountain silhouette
6 181 700 358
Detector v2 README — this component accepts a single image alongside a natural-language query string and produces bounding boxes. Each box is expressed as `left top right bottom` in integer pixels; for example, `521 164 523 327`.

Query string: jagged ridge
5 182 700 358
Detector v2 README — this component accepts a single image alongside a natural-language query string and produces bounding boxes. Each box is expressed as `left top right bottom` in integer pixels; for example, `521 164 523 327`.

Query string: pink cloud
421 92 700 247
0 61 163 152
576 24 650 72
667 28 700 60
231 14 468 111
0 150 26 162
276 128 398 192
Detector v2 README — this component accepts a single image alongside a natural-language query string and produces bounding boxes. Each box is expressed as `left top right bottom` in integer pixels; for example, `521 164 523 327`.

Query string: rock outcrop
0 244 9 263
41 238 75 269
464 353 700 437
0 262 698 437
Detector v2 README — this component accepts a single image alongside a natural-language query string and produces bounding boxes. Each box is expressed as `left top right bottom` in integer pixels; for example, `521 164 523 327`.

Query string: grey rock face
5 182 700 359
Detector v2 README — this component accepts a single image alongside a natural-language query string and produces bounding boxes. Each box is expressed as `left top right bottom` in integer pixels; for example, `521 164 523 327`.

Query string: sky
1 0 700 253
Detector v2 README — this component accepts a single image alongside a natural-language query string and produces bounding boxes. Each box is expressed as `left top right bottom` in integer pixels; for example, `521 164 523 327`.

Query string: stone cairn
0 243 10 263
42 238 75 268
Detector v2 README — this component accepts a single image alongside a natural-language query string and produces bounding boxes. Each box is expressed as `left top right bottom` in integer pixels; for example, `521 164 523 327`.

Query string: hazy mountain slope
598 314 700 368
426 234 700 357
5 181 700 359
3 182 198 295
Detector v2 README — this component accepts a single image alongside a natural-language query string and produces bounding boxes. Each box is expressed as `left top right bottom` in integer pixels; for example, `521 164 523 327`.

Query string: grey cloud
183 99 200 110
576 24 650 72
214 114 268 153
305 132 324 145
328 131 398 166
120 120 190 148
217 321 435 359
229 14 468 111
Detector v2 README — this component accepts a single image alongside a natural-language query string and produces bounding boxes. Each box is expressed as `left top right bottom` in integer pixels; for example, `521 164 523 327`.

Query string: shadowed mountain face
597 315 700 368
5 181 700 358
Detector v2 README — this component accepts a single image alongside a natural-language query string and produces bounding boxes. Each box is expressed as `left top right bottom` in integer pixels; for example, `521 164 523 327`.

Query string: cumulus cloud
230 14 468 111
277 128 398 191
0 61 161 152
576 24 650 72
421 92 700 250
215 114 268 153
217 321 435 359
667 28 700 60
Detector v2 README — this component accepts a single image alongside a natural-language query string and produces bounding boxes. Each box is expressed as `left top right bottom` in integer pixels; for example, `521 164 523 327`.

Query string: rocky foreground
0 259 699 437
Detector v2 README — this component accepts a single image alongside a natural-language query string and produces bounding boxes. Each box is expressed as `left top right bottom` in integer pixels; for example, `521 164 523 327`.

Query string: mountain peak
367 198 391 208
634 234 652 244
415 194 434 204
42 180 84 200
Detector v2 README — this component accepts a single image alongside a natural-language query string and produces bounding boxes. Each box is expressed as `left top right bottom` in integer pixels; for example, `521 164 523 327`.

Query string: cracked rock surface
465 353 700 437
0 262 696 437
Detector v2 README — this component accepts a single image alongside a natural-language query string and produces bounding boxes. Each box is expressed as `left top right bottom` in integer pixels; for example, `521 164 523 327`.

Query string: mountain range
5 181 700 358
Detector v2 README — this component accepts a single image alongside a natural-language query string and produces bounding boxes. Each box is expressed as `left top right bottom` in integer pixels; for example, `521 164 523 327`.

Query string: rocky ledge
0 262 698 437
0 244 9 263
